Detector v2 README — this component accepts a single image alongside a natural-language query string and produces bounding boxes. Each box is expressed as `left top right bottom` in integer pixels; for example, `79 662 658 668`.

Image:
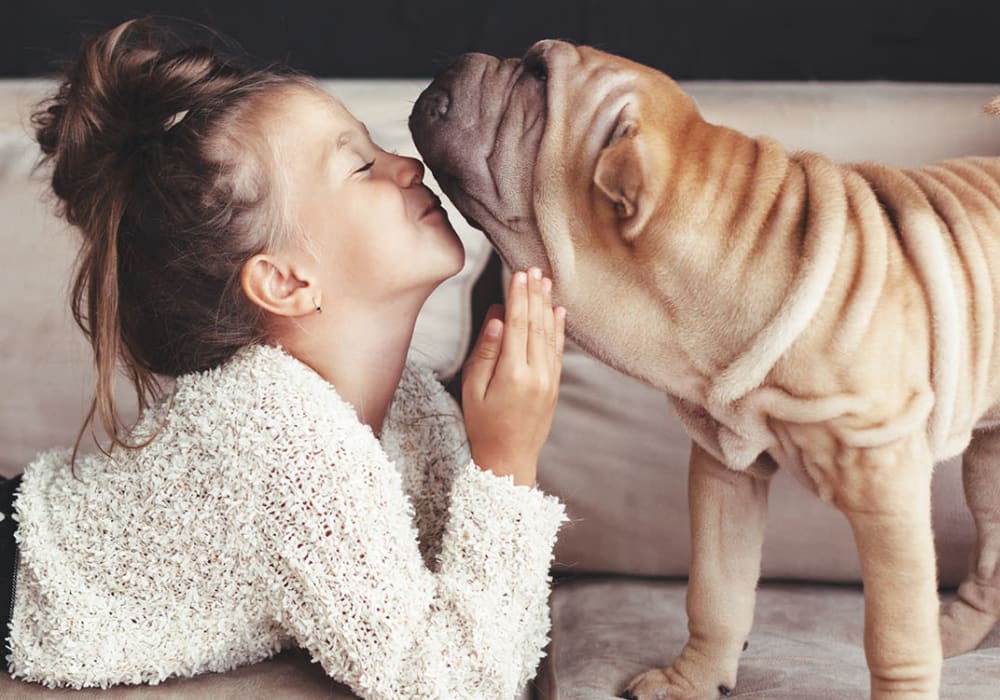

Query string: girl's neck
274 302 421 439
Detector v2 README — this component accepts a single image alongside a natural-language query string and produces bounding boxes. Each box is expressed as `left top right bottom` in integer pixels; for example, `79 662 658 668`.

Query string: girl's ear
240 254 318 317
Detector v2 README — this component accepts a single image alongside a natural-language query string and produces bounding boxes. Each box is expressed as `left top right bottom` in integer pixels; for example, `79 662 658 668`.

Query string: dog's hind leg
940 427 1000 657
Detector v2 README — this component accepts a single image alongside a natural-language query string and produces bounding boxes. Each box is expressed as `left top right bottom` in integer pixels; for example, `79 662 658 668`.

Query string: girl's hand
462 267 566 487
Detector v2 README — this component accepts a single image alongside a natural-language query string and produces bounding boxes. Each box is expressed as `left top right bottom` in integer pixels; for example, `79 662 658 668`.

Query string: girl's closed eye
354 158 375 175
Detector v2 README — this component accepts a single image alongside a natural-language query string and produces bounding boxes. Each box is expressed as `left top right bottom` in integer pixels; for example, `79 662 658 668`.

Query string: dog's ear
987 96 1000 117
593 125 655 242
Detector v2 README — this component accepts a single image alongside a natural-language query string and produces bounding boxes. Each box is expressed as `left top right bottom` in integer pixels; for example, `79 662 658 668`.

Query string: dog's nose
413 87 450 121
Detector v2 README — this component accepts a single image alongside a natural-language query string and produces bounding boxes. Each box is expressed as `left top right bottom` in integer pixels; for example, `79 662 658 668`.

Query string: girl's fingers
542 277 556 367
527 267 547 368
502 270 529 367
463 304 506 400
554 306 566 383
484 302 505 329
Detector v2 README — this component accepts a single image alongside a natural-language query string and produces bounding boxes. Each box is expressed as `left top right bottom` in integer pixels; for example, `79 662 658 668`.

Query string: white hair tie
164 109 190 131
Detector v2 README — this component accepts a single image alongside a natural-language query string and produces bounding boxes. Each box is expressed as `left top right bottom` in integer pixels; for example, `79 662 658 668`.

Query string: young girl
0 17 569 699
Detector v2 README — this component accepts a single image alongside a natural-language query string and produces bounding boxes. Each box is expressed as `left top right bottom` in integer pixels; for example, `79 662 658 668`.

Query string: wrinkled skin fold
410 40 1000 699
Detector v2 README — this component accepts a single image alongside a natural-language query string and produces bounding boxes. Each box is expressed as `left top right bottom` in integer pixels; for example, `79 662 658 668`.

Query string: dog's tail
987 96 1000 117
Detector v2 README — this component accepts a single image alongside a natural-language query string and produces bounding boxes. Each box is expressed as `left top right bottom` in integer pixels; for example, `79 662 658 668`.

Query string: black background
3 1 1000 81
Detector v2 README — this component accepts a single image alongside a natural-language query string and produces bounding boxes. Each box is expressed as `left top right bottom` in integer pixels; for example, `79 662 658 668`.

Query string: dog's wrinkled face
409 39 697 272
409 40 701 379
408 46 548 274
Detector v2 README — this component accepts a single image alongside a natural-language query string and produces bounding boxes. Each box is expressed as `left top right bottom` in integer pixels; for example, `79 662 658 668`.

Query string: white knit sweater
7 343 569 698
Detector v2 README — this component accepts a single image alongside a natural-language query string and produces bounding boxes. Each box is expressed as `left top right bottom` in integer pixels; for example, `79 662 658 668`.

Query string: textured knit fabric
6 343 570 698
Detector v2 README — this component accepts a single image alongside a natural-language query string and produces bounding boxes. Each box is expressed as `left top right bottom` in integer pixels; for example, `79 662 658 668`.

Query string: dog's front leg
837 437 941 699
623 441 775 700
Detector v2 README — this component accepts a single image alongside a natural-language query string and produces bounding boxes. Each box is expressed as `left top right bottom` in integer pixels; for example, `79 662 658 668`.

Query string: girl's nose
392 154 424 187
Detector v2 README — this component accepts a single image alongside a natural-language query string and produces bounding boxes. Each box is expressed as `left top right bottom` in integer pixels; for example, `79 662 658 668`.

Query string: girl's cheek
372 181 410 217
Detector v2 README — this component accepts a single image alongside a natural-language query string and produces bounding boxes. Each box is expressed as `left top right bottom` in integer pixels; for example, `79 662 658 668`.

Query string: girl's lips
419 194 444 219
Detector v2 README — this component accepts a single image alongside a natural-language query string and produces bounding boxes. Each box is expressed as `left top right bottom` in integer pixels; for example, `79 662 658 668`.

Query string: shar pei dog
409 40 1000 699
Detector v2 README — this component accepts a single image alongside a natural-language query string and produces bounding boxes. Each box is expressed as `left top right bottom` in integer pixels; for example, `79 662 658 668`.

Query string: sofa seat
538 577 1000 699
0 648 355 699
0 644 534 699
3 578 997 699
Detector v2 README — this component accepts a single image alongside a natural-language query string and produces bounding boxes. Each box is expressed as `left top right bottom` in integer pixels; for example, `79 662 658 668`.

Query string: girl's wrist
471 450 537 487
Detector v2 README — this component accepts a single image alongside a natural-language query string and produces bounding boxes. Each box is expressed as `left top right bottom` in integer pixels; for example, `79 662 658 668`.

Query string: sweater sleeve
253 374 569 700
385 359 569 690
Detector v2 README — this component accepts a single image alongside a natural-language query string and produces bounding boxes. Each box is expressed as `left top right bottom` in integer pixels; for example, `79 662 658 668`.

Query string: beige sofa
2 78 1000 699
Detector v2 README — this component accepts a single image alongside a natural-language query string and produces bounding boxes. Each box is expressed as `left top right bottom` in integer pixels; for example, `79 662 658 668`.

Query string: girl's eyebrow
321 122 373 170
337 121 373 151
335 131 355 150
321 129 360 170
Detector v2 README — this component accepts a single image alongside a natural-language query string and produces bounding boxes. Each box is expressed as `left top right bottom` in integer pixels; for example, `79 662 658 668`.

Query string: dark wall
3 1 1000 81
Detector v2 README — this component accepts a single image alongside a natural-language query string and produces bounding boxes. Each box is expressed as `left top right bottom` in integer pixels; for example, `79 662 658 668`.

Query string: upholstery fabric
537 577 1000 699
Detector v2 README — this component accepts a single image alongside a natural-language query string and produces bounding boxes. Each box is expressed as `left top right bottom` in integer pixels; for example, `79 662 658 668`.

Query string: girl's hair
29 16 321 466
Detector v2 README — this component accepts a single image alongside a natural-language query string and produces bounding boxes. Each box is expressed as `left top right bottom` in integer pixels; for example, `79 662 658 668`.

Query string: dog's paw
940 596 1000 658
620 667 732 700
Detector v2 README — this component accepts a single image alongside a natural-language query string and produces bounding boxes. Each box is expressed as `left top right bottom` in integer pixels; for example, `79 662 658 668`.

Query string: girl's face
267 86 465 310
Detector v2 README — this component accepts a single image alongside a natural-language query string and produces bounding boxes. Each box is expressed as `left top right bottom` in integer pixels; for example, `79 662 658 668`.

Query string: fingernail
486 320 502 337
542 277 552 293
557 307 566 319
530 267 542 280
514 271 527 285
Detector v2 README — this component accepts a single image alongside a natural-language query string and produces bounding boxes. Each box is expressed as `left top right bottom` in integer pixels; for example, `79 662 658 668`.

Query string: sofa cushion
0 79 491 476
527 82 1000 585
0 649 352 699
539 576 1000 699
0 647 534 699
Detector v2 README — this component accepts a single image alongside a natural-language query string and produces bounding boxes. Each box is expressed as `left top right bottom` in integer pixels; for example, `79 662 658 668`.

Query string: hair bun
30 16 248 228
26 16 318 467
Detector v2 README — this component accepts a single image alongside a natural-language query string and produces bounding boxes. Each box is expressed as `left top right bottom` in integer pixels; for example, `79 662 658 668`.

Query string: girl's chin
417 241 465 284
412 214 466 276
436 222 466 269
444 241 467 277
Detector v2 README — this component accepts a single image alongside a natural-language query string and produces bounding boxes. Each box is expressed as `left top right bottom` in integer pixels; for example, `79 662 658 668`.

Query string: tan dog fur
409 41 1000 699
